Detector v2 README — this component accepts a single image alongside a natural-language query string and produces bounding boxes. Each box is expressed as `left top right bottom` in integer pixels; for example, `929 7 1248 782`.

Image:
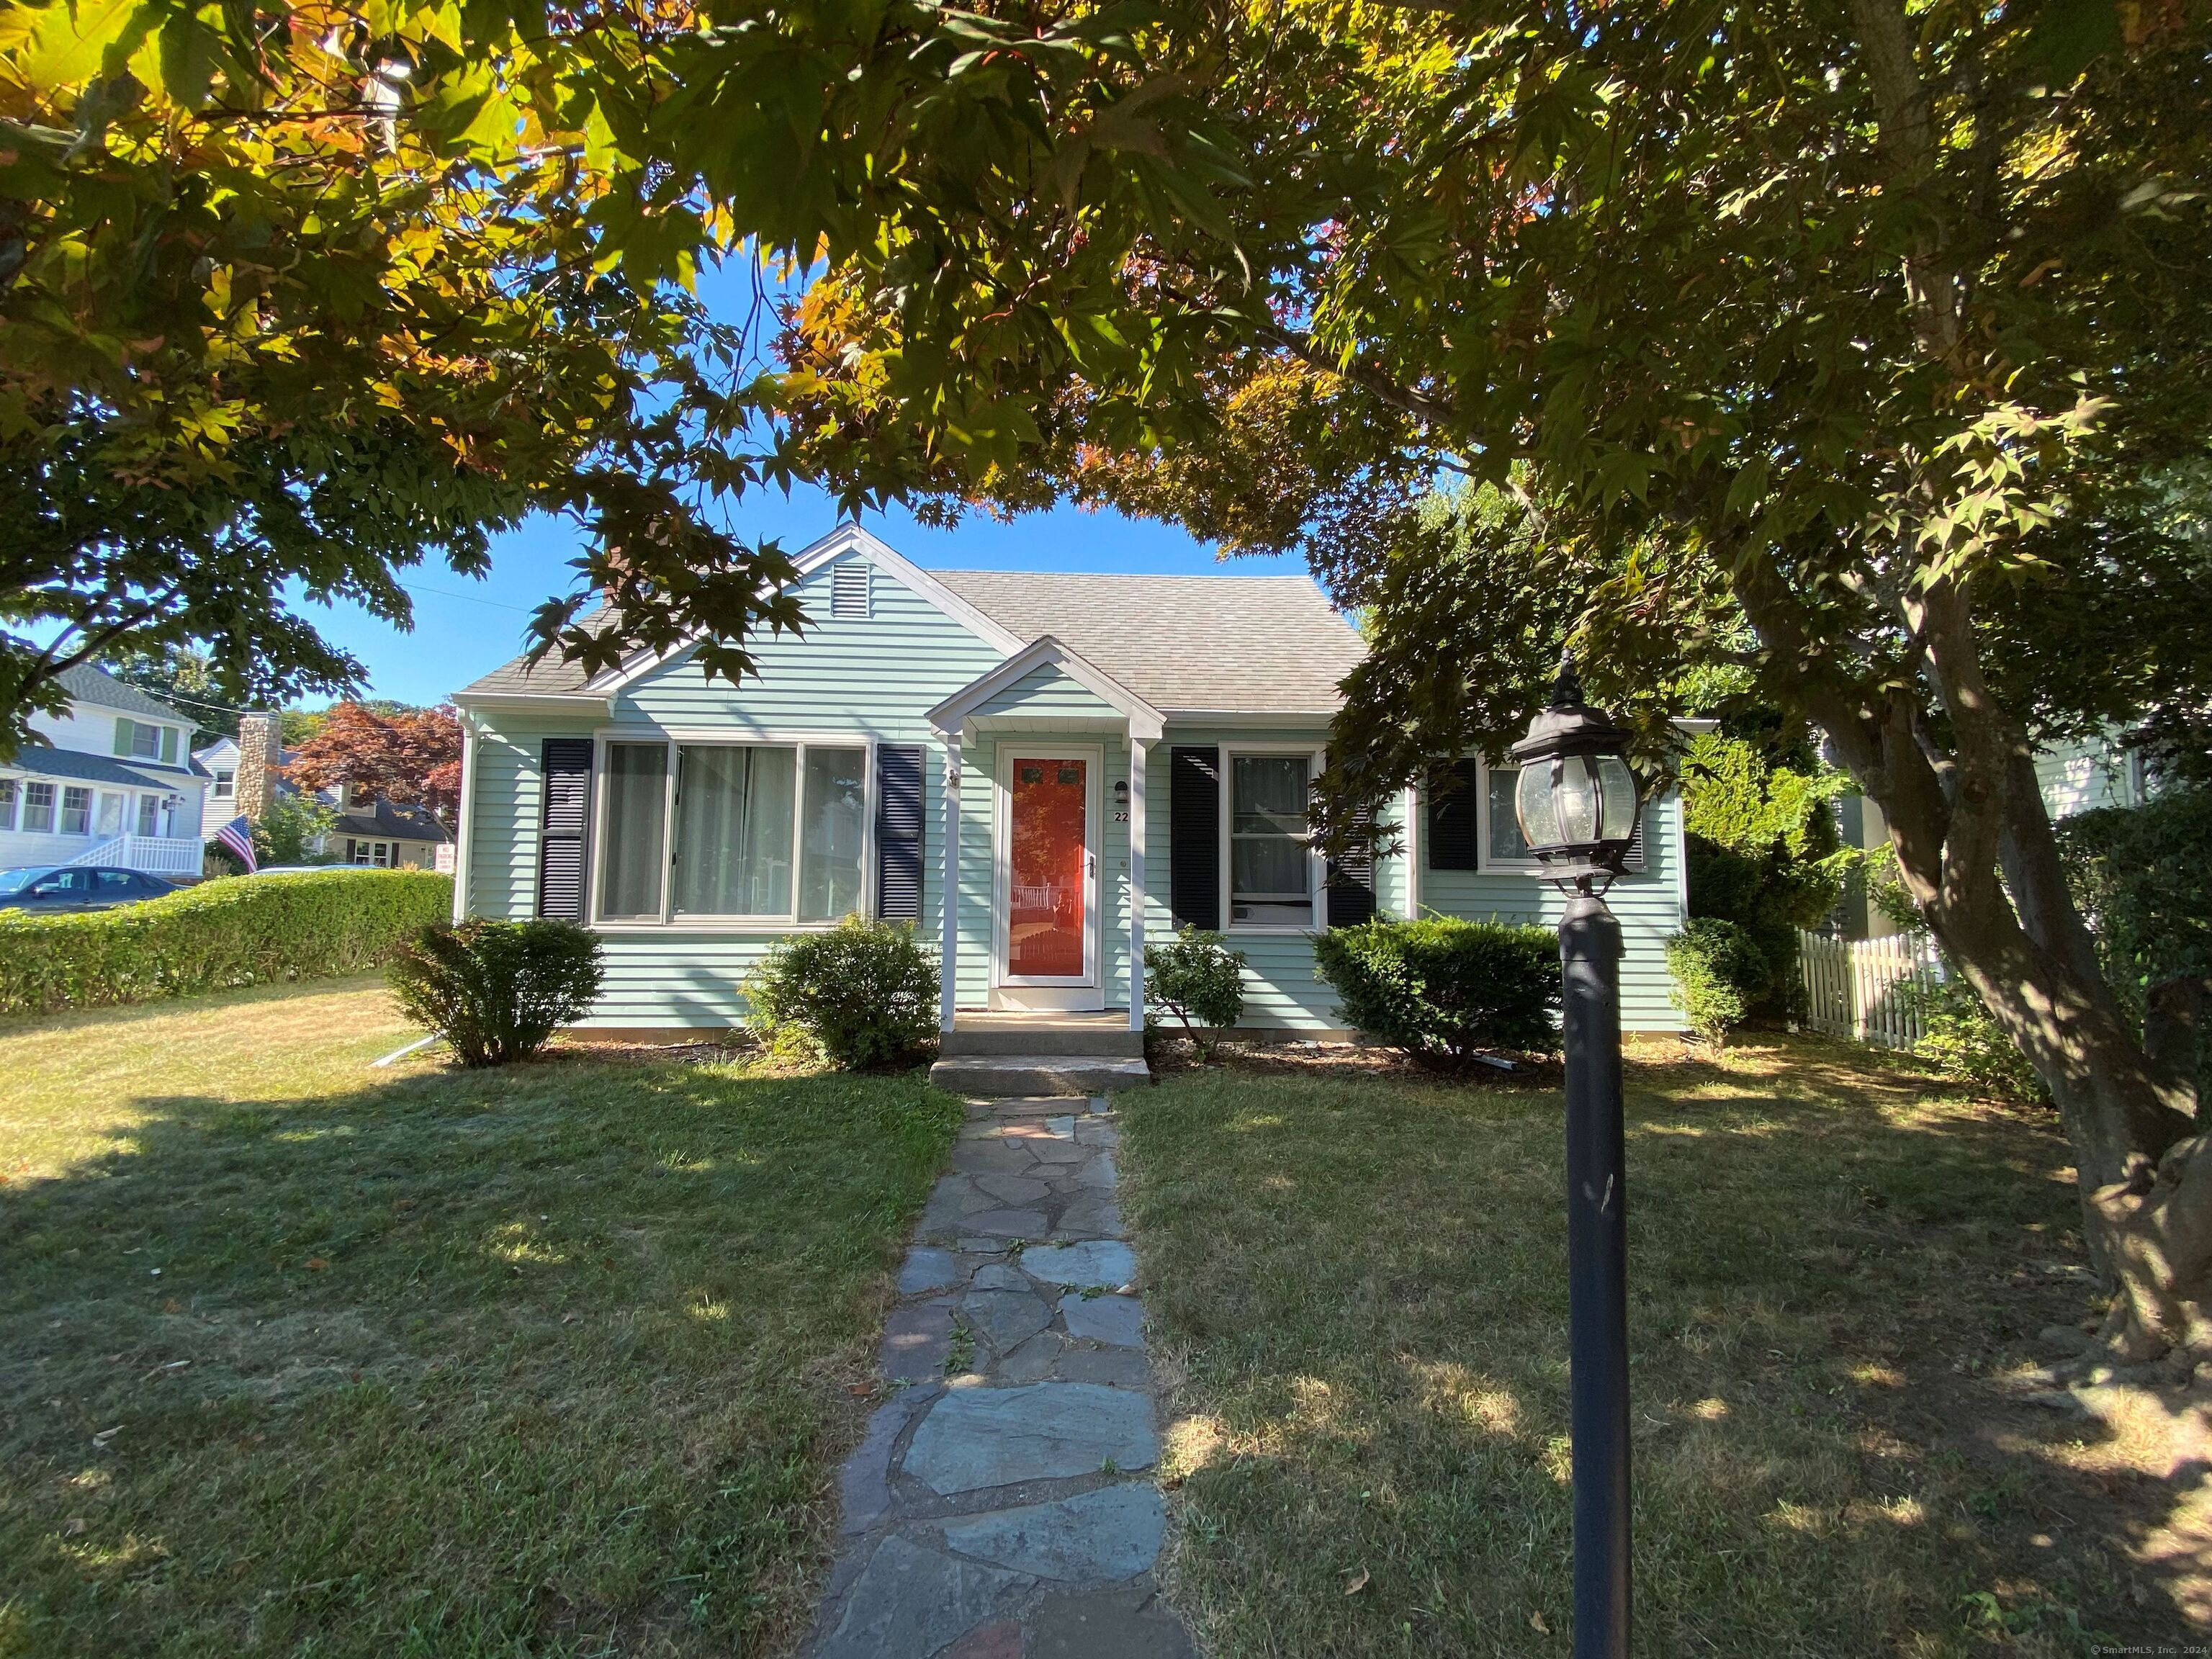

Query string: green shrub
1665 917 1769 1048
1313 917 1559 1069
0 869 452 1016
742 914 938 1069
1680 730 1854 1023
1143 927 1248 1057
1906 972 2050 1105
388 919 604 1066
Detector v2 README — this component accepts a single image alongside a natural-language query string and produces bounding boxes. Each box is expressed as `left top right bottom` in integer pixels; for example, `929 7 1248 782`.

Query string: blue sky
297 257 1304 709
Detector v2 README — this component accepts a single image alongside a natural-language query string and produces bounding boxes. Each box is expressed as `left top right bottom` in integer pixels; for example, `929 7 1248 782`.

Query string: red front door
1007 757 1088 979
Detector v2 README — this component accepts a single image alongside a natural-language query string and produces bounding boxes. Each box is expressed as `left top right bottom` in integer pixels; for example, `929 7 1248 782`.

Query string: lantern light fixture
1508 656 1642 891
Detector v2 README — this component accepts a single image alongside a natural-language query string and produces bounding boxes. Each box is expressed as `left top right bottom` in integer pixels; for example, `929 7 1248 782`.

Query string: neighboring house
449 526 1691 1042
197 721 453 869
1829 728 2164 939
325 788 451 868
1 664 208 878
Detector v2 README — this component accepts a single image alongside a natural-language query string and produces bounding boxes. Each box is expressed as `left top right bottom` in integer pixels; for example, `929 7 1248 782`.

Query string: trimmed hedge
0 870 454 1016
1313 917 1560 1068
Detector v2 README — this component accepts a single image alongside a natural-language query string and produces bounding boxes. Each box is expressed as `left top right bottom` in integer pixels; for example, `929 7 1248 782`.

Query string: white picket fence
1798 929 1943 1051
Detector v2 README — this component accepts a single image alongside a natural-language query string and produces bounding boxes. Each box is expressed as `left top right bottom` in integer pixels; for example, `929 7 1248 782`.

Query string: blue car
0 866 181 914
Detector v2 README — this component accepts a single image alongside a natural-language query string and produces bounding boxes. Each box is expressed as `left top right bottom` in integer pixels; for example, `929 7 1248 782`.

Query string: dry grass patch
0 979 958 1658
1120 1033 2208 1658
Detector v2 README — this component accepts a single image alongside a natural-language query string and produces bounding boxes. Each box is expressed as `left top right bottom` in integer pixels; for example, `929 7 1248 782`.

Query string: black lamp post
1509 656 1642 1659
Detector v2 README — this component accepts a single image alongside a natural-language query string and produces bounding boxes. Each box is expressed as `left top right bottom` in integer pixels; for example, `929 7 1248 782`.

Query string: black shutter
1324 799 1377 927
1169 746 1221 931
1426 759 1480 871
876 744 925 920
536 739 593 920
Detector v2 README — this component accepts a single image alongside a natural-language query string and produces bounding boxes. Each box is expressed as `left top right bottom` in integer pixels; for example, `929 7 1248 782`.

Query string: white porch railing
66 835 205 876
1798 929 1943 1051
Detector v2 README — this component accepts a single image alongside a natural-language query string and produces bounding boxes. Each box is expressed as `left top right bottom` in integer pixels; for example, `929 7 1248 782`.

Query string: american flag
214 814 258 873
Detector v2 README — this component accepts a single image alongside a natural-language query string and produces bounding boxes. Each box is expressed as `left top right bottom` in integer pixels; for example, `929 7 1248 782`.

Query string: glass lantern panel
1555 755 1601 846
1598 756 1638 842
1514 760 1560 849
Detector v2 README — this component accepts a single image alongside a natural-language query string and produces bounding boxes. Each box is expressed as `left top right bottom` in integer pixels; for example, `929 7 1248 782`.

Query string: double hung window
0 778 14 832
22 782 54 833
597 739 868 925
60 787 91 835
1227 752 1318 927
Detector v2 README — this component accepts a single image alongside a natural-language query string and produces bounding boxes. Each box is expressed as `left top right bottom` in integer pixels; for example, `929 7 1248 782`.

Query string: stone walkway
804 1096 1195 1659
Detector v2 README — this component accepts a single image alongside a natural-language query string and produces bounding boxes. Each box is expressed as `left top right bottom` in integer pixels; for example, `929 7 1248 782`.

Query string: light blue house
449 526 1689 1049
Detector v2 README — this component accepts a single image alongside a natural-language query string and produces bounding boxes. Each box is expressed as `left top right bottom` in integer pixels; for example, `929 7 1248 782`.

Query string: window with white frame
0 778 15 832
23 781 55 833
597 739 870 925
212 768 235 800
1227 752 1318 927
1480 763 1537 867
122 718 160 759
61 786 92 835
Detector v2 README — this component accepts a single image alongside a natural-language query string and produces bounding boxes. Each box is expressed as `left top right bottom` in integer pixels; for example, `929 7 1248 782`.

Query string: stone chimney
235 711 282 822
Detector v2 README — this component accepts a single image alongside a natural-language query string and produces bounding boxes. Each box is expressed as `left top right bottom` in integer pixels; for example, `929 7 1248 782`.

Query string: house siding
1413 782 1689 1033
454 552 1689 1034
460 548 1001 1028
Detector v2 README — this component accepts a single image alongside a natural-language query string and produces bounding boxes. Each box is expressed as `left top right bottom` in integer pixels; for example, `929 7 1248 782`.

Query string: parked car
0 866 182 913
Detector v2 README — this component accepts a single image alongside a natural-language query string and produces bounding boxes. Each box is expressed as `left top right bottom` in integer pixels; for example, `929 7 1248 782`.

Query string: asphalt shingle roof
459 569 1364 714
934 570 1362 713
55 662 192 724
333 800 451 843
1 747 200 790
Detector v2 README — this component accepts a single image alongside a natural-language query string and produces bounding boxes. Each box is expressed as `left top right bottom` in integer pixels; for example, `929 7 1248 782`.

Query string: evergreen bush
389 918 604 1066
1664 917 1769 1048
1143 927 1247 1057
1313 917 1558 1069
0 869 451 1015
742 914 938 1069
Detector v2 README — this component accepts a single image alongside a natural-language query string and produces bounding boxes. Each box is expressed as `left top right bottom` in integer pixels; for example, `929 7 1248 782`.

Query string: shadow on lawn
0 1057 956 1659
1130 1039 2209 1657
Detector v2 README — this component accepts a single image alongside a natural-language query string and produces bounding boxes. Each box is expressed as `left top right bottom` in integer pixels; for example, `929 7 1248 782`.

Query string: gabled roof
454 529 1366 718
55 662 192 724
933 570 1360 715
333 799 451 843
928 636 1166 742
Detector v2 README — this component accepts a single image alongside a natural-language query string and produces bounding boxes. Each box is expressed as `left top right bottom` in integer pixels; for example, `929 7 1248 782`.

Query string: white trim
927 635 1166 745
1158 709 1341 727
990 742 1106 1011
1220 743 1328 935
584 732 876 930
940 745 961 1031
1128 739 1148 1031
1475 758 1542 873
1401 783 1422 918
449 691 614 715
451 717 479 921
578 525 1030 698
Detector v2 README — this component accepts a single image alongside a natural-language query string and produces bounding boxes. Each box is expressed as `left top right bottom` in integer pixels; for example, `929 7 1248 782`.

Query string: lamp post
1509 656 1643 1659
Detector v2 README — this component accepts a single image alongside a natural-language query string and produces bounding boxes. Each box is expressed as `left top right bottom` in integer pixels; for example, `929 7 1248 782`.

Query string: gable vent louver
830 563 871 620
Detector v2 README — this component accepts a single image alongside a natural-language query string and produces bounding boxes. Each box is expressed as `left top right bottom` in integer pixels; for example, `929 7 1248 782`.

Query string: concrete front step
928 1054 1153 1096
941 1014 1145 1058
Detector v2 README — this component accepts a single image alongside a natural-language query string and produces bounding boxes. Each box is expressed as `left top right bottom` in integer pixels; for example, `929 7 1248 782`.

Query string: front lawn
1123 1038 2206 1657
0 979 959 1658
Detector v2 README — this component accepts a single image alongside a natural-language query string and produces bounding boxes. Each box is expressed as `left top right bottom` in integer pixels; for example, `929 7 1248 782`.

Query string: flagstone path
804 1095 1196 1659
